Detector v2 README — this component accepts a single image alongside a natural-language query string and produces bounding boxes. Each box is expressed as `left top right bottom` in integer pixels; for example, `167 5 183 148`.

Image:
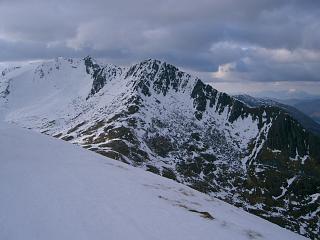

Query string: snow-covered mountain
0 57 319 239
0 122 308 240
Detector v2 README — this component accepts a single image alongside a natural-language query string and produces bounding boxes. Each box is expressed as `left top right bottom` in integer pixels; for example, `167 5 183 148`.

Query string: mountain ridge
0 57 319 239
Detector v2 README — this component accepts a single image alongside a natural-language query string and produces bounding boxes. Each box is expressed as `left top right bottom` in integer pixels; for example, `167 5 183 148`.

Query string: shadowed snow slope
0 123 306 240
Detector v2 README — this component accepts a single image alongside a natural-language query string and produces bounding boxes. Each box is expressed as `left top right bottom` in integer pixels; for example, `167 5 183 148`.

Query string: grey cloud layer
0 0 319 84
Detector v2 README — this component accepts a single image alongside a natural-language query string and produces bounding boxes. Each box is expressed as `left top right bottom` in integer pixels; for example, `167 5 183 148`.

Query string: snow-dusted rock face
0 57 319 239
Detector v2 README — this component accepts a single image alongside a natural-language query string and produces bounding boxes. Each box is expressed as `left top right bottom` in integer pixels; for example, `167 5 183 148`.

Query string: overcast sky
0 0 319 96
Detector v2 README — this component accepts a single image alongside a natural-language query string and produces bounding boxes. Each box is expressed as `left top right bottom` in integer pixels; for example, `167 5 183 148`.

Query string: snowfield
0 123 307 240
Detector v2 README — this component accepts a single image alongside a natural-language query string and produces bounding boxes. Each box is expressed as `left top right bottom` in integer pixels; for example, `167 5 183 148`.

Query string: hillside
0 122 307 240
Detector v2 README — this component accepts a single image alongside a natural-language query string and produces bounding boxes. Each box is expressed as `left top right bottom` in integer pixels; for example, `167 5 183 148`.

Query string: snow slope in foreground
0 123 307 240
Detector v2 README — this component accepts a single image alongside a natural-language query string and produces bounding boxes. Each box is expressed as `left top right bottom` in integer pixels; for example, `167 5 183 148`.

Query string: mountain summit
1 57 319 239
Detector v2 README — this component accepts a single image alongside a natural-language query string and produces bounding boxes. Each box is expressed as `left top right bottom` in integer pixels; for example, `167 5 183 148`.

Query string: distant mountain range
251 90 320 101
234 94 320 136
249 91 320 125
278 98 320 125
1 57 319 239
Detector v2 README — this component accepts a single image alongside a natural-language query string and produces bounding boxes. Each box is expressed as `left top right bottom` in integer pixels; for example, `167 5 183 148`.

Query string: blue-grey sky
0 0 319 96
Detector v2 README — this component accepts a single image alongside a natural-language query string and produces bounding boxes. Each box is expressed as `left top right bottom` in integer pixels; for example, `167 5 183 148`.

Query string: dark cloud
0 0 319 90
